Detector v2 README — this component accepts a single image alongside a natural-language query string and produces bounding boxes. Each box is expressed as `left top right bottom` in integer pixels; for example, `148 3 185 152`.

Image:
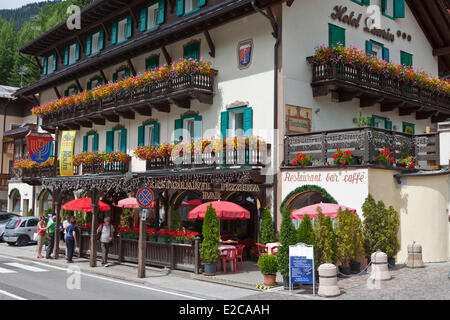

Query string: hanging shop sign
26 132 53 163
59 131 76 176
289 243 315 295
285 105 312 134
136 187 155 208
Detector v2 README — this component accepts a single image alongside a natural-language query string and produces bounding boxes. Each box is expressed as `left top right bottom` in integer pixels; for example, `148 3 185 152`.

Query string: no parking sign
136 187 154 208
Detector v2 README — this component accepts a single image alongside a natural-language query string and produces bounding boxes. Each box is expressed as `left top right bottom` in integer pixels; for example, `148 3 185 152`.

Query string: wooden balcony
41 72 216 131
81 161 129 175
283 127 439 170
307 58 450 123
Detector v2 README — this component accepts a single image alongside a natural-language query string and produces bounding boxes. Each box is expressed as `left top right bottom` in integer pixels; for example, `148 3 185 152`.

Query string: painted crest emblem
26 132 53 163
238 39 253 69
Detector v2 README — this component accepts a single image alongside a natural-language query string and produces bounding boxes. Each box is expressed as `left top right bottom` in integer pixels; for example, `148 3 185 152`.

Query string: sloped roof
0 85 19 99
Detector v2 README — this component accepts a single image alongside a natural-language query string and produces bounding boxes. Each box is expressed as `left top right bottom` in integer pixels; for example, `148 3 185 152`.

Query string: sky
1 0 54 10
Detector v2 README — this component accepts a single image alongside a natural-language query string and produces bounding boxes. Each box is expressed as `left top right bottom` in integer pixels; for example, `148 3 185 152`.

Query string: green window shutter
382 47 390 62
154 123 160 144
385 120 392 130
138 125 144 146
193 115 202 139
174 119 183 141
98 29 104 51
158 0 165 24
86 34 92 56
394 0 405 18
362 0 370 5
176 0 184 16
83 135 88 152
381 0 387 12
93 133 99 152
198 0 206 7
184 42 199 60
106 131 113 153
365 40 373 55
370 116 375 127
243 108 253 136
140 7 148 32
401 51 413 67
328 24 345 47
120 128 127 153
64 89 69 97
124 68 130 78
42 57 48 75
75 42 80 61
52 53 57 71
126 16 133 39
87 80 92 91
111 22 118 44
113 72 118 82
221 111 229 138
64 46 69 65
145 56 159 71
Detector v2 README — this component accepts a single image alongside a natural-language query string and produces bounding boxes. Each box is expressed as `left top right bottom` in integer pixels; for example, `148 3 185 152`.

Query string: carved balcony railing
283 127 439 170
10 161 79 185
41 71 217 129
146 144 271 171
307 58 450 120
81 161 130 175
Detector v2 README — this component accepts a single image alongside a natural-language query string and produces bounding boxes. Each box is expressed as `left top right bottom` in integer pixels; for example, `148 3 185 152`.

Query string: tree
277 206 298 278
335 209 364 267
170 208 183 231
296 214 314 245
313 209 335 267
0 18 17 85
199 204 220 264
385 205 400 259
260 207 277 244
325 215 337 264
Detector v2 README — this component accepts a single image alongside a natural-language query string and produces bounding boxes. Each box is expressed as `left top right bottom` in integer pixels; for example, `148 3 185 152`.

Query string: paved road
0 254 207 300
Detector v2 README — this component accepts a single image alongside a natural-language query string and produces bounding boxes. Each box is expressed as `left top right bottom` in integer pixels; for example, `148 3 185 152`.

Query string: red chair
220 248 238 273
235 244 245 271
255 243 267 257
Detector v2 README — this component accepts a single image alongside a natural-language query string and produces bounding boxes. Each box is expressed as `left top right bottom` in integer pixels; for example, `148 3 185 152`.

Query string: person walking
65 217 78 263
97 217 115 267
36 216 47 259
46 215 56 259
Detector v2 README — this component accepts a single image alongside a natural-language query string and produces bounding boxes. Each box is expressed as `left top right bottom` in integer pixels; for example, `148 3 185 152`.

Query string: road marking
0 254 206 300
0 289 27 300
4 262 48 273
0 266 16 274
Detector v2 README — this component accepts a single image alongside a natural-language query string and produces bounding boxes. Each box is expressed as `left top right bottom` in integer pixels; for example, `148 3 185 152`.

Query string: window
83 132 98 152
370 115 392 130
176 0 206 16
87 76 103 90
112 16 132 44
351 0 370 5
64 85 79 97
183 41 200 60
328 24 346 47
174 115 202 141
106 128 127 153
43 53 57 75
221 107 253 138
380 0 405 19
113 67 130 82
27 219 38 227
138 122 160 146
400 51 413 67
145 55 159 71
140 1 165 32
86 30 104 56
402 122 415 134
64 42 80 65
366 40 389 61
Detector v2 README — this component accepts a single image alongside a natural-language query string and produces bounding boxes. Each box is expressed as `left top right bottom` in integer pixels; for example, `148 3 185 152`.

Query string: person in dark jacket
65 217 78 263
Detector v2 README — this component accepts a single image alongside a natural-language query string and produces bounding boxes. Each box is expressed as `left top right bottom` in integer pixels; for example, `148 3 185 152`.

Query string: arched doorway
171 190 203 234
10 189 21 214
38 189 53 216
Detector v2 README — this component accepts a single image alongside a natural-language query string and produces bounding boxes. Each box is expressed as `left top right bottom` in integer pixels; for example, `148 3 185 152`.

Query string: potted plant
291 153 312 166
375 148 395 167
313 210 337 274
278 207 298 289
156 229 169 243
257 254 278 286
385 206 400 268
260 207 277 245
332 149 354 166
396 156 421 169
199 204 221 275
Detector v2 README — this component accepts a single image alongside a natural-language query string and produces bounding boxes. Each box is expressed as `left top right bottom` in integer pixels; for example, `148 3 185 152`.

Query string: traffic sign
136 187 154 208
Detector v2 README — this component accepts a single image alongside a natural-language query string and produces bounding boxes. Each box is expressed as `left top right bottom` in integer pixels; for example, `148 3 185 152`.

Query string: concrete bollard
407 243 424 268
318 263 340 297
369 252 391 281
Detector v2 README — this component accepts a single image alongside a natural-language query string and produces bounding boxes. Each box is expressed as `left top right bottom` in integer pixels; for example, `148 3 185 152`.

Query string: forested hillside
0 1 61 29
0 0 95 88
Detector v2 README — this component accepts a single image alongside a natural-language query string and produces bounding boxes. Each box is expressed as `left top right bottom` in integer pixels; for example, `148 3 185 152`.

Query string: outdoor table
218 245 236 272
266 242 281 255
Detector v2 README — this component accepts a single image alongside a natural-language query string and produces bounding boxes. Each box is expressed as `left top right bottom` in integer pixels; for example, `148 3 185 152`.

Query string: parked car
0 212 20 242
3 216 40 246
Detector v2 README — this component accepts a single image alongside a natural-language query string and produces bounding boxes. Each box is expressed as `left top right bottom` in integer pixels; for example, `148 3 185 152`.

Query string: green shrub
277 206 298 278
199 204 221 264
335 209 364 266
325 216 337 264
260 207 277 244
296 214 314 245
257 254 278 275
170 208 183 232
385 205 400 258
313 209 336 267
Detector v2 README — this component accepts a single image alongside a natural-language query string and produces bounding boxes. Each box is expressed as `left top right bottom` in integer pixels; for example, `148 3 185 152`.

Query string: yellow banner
59 131 76 177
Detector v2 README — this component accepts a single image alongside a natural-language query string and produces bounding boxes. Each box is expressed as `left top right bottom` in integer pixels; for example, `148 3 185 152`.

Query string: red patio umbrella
188 201 250 220
62 198 111 212
290 203 356 220
180 199 202 207
113 197 156 208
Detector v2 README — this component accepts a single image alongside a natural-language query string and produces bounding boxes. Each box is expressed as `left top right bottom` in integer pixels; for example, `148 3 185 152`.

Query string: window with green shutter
64 85 79 97
86 30 104 56
174 114 202 141
145 55 159 71
183 41 200 60
328 24 346 47
113 67 131 82
221 106 253 138
140 0 165 32
83 132 99 152
108 127 127 153
402 122 415 134
370 115 392 130
400 51 413 67
177 0 206 16
113 16 132 44
65 42 80 65
87 76 103 90
44 53 57 75
382 0 405 19
138 122 160 146
42 57 48 75
366 40 389 61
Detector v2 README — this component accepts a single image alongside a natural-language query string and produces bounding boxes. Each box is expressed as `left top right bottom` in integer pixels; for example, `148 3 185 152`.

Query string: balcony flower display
13 158 54 170
292 153 312 166
375 148 395 166
312 45 450 95
31 58 213 117
134 144 174 161
73 151 131 166
332 148 354 165
397 156 421 169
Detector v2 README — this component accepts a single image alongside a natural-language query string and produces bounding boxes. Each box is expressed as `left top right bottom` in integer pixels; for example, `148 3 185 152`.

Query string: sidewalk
0 243 258 300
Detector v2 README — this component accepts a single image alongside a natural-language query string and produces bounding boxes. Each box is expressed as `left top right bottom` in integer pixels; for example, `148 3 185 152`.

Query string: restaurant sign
145 181 261 193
